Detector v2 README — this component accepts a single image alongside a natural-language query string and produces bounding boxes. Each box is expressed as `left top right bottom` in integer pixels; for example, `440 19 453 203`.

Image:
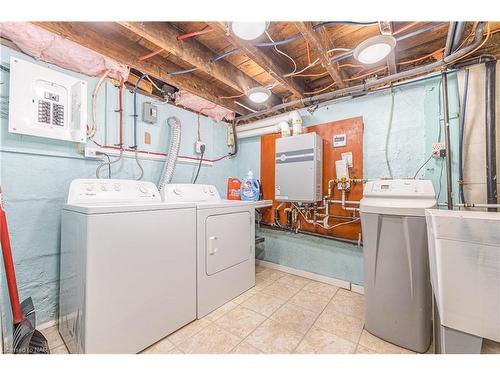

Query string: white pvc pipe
237 113 292 132
237 124 281 139
237 110 302 133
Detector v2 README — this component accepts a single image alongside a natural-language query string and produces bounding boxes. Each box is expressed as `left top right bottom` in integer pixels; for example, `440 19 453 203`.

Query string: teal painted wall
251 76 461 285
0 45 239 349
0 43 463 350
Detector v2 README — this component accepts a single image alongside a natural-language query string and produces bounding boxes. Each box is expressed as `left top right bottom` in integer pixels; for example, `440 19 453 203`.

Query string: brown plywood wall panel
260 117 364 241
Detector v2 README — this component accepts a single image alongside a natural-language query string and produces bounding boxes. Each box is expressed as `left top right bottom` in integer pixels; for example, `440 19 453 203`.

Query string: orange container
227 178 241 200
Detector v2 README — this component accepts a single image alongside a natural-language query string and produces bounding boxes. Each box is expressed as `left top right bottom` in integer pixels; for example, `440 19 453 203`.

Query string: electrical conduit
96 81 124 178
132 74 147 180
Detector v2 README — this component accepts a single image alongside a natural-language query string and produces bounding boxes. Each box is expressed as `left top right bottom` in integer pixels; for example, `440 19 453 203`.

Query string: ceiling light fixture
353 35 397 65
247 86 271 103
230 22 269 41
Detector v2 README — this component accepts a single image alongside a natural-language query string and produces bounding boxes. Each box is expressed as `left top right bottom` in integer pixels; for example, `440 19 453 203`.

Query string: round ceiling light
353 35 397 65
230 22 269 41
247 86 271 103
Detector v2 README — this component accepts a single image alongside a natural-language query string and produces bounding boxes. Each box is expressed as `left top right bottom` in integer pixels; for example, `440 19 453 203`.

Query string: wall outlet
432 142 446 158
195 141 206 154
84 147 101 158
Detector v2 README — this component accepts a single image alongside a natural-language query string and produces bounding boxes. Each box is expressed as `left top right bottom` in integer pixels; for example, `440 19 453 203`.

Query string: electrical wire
344 66 388 82
437 159 444 202
283 58 320 77
413 154 433 179
192 149 204 184
392 22 419 35
89 70 111 139
145 75 163 93
95 82 124 179
292 71 329 78
265 31 297 75
303 81 336 95
398 48 444 66
218 93 245 99
234 101 257 113
132 73 147 180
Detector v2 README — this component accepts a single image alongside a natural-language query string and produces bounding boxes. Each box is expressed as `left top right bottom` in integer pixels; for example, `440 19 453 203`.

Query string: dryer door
205 211 252 275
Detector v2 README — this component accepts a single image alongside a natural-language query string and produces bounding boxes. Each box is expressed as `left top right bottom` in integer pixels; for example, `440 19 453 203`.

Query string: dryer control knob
173 187 182 195
113 184 121 191
139 185 149 194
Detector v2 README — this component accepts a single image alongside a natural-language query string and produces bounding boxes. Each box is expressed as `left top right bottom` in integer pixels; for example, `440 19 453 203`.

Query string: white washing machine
162 184 271 318
60 179 197 353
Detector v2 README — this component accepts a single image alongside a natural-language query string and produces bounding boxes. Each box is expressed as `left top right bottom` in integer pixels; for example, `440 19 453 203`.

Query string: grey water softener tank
360 179 436 353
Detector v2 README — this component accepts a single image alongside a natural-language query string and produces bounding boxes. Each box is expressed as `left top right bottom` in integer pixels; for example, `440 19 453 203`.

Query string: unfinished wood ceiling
32 21 500 117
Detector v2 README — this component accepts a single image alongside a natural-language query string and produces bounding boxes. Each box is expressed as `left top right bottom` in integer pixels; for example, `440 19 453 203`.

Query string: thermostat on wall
333 133 347 147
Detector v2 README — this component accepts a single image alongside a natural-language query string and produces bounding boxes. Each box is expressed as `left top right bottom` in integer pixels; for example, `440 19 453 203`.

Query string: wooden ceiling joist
118 21 281 107
32 22 249 115
208 22 307 99
295 22 347 88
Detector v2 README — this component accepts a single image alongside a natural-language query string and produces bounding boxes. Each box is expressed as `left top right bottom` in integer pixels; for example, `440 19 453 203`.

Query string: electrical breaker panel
275 132 323 203
8 57 87 143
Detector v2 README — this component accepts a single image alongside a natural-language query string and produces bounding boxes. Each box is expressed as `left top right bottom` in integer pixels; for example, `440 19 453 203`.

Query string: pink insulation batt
175 90 235 122
0 22 129 81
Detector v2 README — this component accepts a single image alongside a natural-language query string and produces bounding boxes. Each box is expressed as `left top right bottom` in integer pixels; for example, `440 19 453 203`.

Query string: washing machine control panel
67 179 161 204
161 184 221 203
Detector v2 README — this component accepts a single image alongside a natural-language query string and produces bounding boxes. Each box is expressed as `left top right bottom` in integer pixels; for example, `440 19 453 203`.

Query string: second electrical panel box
275 132 323 203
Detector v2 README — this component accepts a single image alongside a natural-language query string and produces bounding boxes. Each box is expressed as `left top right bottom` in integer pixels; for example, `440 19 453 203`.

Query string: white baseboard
37 319 57 331
350 284 365 295
256 260 351 290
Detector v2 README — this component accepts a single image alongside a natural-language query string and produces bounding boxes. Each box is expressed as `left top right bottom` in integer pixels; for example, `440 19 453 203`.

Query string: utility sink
425 209 500 353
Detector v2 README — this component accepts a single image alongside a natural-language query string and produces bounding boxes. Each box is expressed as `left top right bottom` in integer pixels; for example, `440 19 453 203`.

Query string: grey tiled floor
43 265 500 355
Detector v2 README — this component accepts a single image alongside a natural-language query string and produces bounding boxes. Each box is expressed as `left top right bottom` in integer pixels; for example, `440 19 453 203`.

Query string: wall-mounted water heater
8 57 87 143
275 132 323 203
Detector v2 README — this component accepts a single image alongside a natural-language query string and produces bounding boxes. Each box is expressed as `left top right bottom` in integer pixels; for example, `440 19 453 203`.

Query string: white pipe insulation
237 110 302 139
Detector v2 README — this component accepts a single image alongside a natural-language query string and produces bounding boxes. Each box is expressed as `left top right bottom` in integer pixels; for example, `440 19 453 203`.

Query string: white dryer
60 179 197 353
162 184 271 318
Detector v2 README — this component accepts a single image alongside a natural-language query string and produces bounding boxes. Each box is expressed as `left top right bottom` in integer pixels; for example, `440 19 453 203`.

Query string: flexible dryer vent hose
158 116 182 192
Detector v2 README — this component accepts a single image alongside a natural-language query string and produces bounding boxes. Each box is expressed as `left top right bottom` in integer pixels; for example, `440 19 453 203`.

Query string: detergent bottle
226 178 241 200
240 171 260 201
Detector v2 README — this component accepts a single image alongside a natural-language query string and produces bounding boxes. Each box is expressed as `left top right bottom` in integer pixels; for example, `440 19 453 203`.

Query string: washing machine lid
64 178 195 214
63 201 195 214
360 179 436 216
